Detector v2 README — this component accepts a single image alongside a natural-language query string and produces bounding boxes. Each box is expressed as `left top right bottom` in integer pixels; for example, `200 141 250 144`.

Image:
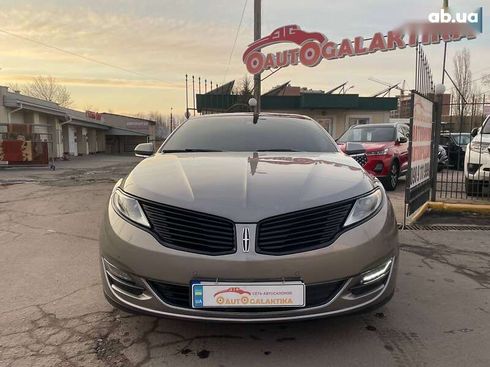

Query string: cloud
1 74 183 90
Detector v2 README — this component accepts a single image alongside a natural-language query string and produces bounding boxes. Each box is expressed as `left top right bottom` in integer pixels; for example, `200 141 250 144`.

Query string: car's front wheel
382 162 399 191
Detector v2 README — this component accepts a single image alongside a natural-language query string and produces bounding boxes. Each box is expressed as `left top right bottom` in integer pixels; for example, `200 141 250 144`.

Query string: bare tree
7 83 22 93
135 111 175 140
233 75 253 98
483 74 490 90
23 76 73 107
452 48 474 116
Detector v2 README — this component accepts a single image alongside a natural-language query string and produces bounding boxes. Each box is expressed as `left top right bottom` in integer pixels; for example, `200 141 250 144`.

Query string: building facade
0 86 155 165
197 89 398 139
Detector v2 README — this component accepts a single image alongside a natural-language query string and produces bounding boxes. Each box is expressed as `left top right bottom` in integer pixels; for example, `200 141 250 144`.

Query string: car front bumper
100 197 399 322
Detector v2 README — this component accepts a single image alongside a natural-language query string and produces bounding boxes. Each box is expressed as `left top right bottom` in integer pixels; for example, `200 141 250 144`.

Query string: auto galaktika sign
243 24 477 74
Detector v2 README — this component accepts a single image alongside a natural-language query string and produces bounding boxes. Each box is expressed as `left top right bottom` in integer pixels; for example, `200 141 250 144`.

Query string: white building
0 86 154 164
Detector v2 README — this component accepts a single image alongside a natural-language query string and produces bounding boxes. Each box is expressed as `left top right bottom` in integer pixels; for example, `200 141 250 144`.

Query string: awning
107 127 149 136
66 119 110 130
4 95 67 118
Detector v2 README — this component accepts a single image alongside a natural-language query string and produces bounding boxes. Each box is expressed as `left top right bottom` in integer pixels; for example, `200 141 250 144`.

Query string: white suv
465 115 490 196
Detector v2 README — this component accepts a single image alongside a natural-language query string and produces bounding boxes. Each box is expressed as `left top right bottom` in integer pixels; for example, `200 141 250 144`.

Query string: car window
481 116 490 134
400 125 410 138
161 115 339 152
337 126 396 143
452 134 471 145
396 126 406 139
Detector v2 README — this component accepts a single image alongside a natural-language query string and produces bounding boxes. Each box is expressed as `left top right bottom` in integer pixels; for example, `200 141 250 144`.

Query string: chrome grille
140 201 235 255
256 201 353 255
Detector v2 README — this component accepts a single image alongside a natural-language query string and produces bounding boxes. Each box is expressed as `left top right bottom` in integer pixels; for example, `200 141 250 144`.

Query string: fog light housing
103 259 146 297
103 259 133 282
374 162 384 173
361 258 393 285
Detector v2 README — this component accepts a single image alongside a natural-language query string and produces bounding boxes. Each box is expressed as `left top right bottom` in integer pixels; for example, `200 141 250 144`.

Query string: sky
0 0 488 118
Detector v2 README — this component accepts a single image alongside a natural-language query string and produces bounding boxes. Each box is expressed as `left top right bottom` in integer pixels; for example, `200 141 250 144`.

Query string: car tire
382 162 399 191
465 178 481 196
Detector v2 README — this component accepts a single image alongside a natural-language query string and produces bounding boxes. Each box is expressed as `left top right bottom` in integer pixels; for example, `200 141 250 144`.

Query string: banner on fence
410 94 433 188
405 92 434 218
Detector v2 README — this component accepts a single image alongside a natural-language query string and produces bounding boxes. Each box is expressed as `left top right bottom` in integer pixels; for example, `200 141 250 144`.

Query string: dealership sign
243 24 477 74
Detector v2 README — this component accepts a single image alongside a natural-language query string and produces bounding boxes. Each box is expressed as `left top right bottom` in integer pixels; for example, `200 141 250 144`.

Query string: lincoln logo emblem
242 227 250 253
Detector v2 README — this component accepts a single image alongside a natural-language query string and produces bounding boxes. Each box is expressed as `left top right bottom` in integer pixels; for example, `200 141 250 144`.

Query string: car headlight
469 141 490 153
344 189 383 227
111 189 150 227
366 148 389 156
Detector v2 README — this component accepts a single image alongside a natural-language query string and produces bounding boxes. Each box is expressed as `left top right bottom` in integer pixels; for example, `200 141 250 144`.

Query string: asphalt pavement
0 156 489 366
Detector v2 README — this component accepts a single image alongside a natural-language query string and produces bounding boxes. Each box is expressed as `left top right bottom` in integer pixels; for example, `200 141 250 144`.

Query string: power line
0 28 165 82
223 0 248 83
445 71 490 93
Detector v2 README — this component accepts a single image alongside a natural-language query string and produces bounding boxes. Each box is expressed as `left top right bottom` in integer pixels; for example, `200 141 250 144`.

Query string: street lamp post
253 0 261 114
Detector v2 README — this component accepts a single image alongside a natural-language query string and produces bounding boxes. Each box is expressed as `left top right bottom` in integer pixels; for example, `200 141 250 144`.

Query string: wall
96 131 106 152
102 113 155 142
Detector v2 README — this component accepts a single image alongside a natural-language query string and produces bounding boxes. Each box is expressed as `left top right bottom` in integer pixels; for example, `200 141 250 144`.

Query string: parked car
440 132 471 170
438 145 448 171
464 116 490 196
337 123 409 191
100 113 399 322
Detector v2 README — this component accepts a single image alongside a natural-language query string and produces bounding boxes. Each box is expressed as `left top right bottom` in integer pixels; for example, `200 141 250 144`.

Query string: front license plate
191 281 305 308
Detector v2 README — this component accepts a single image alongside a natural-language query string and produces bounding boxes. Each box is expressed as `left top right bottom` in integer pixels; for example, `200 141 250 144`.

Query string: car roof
190 112 313 121
350 122 403 128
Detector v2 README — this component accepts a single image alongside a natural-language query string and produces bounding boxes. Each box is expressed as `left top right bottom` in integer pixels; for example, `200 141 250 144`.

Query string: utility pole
253 0 261 113
441 0 449 84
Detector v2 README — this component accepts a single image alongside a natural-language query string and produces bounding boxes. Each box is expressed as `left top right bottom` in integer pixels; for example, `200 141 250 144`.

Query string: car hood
338 142 393 153
122 152 377 222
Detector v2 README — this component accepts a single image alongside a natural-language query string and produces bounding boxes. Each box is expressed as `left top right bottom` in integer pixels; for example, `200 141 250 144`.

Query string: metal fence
436 95 490 201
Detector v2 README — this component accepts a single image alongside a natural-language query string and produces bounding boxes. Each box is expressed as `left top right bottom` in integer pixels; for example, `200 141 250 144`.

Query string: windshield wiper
256 149 299 152
161 149 223 153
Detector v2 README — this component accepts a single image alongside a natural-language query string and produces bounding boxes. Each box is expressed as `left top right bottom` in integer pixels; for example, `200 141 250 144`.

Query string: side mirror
398 136 408 144
134 142 154 158
470 127 479 137
345 142 366 155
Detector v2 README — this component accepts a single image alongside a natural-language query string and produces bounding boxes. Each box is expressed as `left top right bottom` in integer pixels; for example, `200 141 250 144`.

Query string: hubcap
391 166 398 187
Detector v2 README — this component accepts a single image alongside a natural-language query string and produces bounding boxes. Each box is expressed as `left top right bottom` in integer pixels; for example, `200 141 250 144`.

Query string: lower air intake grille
140 201 235 255
256 201 353 255
149 280 345 310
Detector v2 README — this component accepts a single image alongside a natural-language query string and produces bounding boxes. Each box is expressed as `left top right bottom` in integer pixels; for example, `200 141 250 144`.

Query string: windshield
338 126 396 143
482 116 490 134
452 134 471 145
161 115 338 152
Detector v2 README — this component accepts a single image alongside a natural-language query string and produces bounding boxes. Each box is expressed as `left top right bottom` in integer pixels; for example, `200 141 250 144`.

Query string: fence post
431 85 445 201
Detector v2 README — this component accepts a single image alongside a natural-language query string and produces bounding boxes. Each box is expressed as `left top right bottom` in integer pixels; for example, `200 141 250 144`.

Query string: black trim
255 188 384 256
112 189 236 256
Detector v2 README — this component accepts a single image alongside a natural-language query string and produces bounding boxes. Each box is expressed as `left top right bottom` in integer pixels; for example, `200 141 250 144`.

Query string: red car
337 123 410 190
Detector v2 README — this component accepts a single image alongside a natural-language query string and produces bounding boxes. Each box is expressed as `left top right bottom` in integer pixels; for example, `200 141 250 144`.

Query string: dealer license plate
191 281 305 308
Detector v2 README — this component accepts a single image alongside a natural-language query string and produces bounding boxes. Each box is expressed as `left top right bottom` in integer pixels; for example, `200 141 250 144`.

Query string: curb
428 201 490 214
405 201 490 225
